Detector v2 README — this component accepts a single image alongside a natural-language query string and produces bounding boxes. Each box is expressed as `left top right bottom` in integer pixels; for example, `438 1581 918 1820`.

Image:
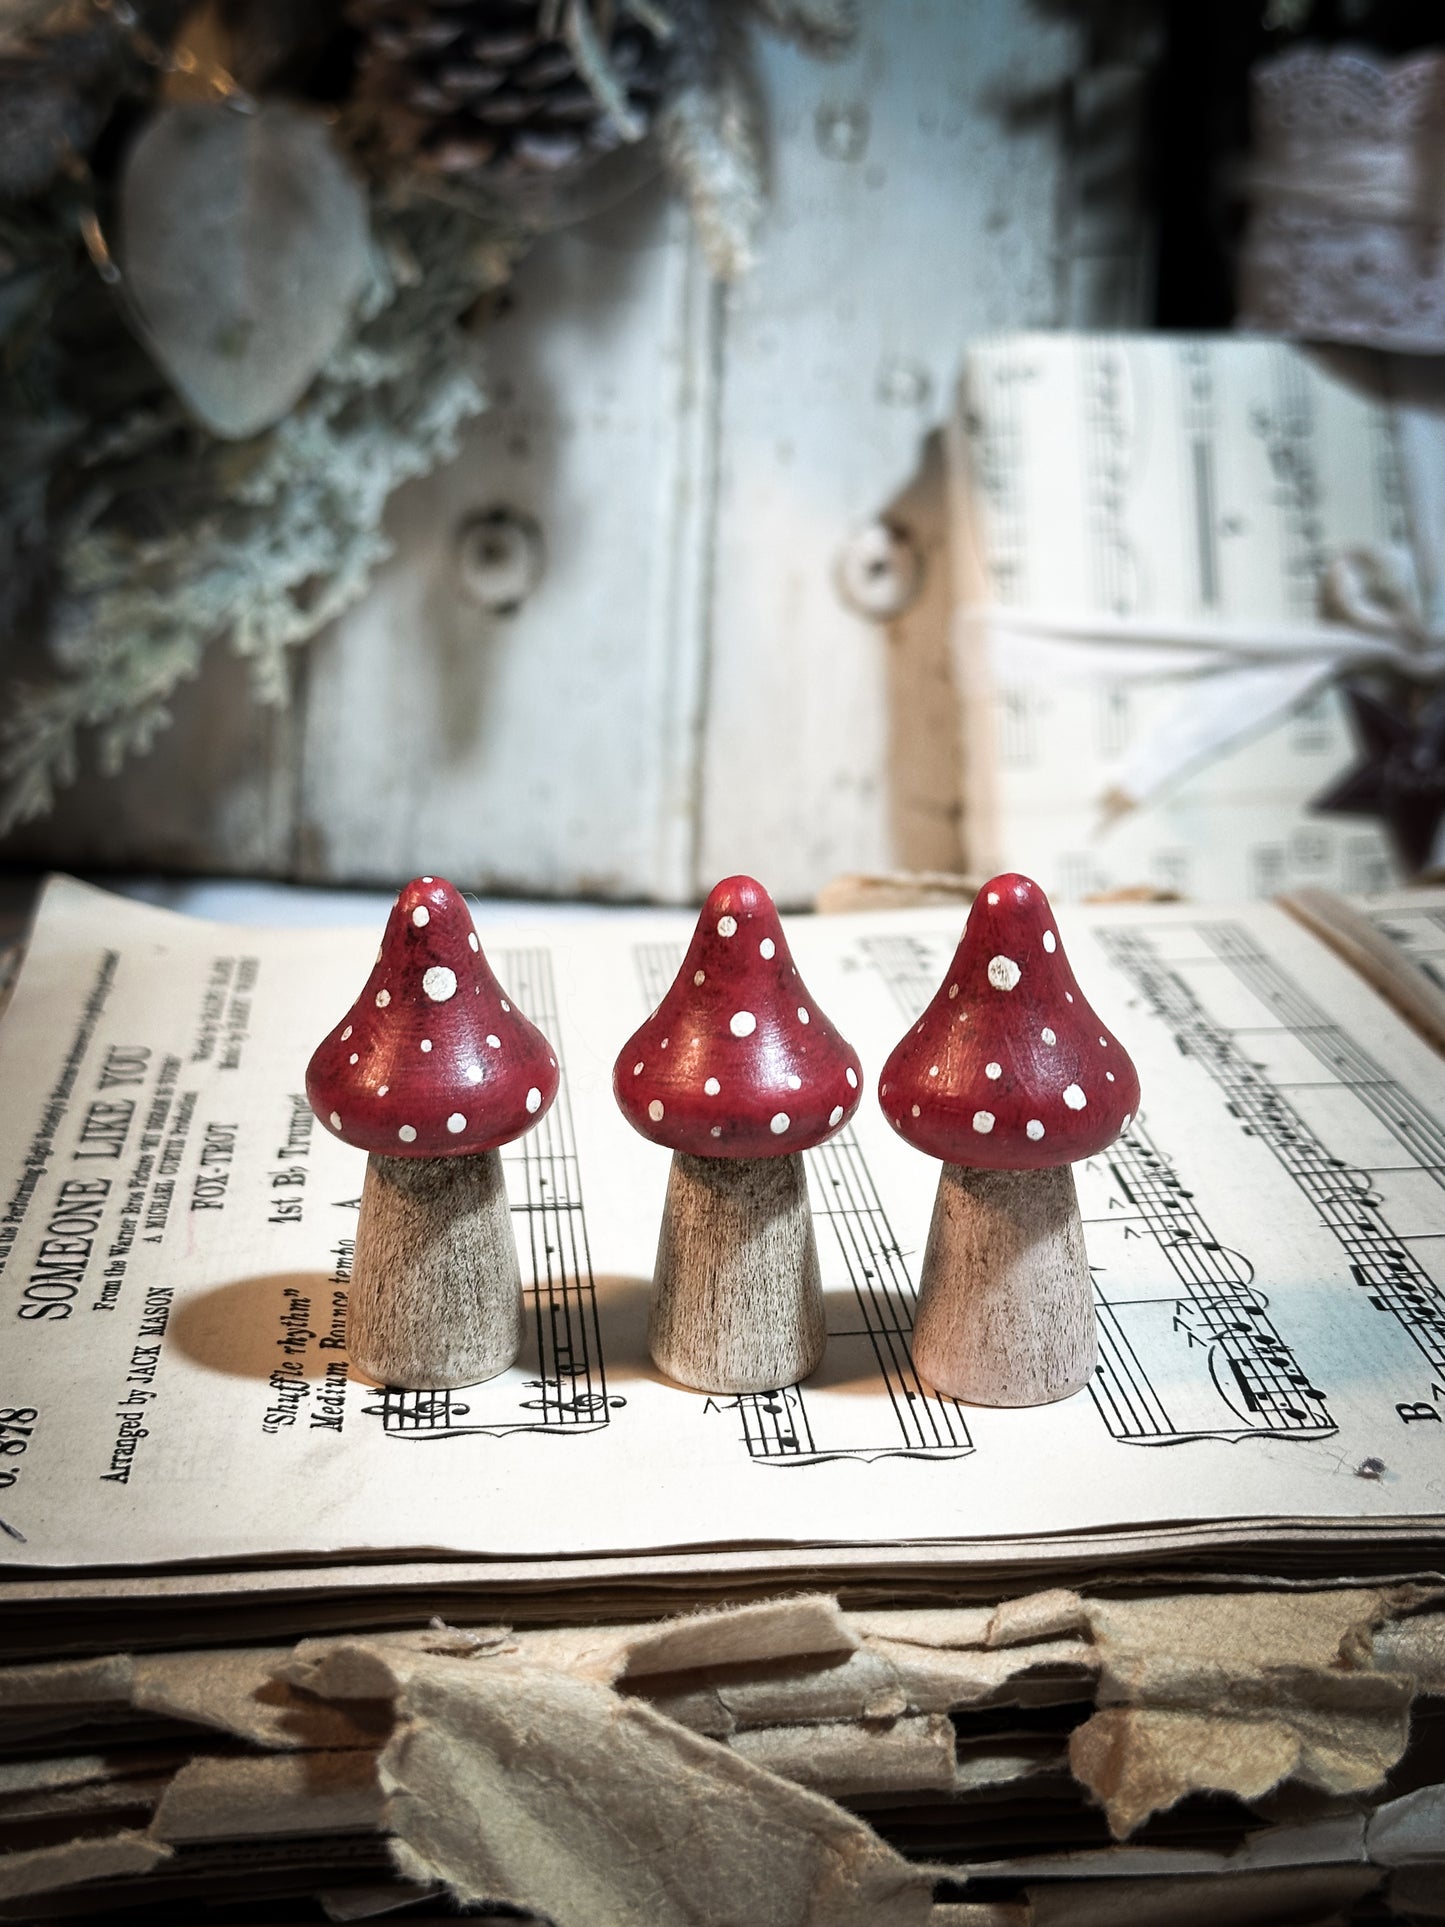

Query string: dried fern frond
0 0 857 831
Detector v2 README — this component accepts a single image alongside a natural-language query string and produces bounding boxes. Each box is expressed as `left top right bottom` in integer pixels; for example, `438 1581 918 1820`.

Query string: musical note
1087 1116 1335 1444
1099 920 1445 1389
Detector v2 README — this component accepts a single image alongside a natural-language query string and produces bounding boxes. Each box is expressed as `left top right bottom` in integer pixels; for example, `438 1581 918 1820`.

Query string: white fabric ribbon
967 547 1445 821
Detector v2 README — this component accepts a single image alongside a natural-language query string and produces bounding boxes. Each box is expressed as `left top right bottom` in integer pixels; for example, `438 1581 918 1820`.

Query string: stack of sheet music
3 1586 1443 1921
1 876 1444 1921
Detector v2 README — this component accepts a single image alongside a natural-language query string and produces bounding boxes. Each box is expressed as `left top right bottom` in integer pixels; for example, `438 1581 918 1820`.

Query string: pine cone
348 0 672 183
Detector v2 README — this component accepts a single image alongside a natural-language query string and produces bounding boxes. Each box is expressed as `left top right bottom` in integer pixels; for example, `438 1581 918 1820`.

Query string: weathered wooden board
295 174 714 901
9 2 1147 904
696 0 1083 902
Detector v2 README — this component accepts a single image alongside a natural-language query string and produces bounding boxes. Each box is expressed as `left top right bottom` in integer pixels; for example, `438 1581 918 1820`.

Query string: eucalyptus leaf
120 100 372 440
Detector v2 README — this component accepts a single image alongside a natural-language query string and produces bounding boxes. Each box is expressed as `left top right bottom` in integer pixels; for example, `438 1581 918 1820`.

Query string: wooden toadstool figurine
878 873 1140 1407
307 876 559 1390
615 876 863 1394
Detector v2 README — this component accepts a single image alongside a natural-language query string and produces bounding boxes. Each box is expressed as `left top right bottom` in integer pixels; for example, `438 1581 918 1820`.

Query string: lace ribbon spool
1238 46 1445 354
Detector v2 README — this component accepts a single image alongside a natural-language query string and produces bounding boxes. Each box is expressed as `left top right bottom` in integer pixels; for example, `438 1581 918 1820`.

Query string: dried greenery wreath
0 0 854 834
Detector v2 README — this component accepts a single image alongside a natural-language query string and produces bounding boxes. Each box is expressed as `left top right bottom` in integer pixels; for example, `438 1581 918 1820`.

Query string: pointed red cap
878 872 1139 1170
306 876 559 1157
614 875 862 1158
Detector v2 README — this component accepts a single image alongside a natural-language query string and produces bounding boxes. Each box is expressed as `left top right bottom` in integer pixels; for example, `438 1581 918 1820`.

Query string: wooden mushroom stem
912 1162 1096 1407
649 1151 826 1394
349 1149 522 1390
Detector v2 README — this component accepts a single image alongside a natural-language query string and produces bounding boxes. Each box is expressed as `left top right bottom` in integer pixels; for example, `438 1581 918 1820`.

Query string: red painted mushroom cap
614 876 862 1159
878 873 1139 1170
307 876 559 1157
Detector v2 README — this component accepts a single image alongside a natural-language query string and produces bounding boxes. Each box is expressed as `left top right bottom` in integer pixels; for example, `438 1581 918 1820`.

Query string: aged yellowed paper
0 878 1442 1572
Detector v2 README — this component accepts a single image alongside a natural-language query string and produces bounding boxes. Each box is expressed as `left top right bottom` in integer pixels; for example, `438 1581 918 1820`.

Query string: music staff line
1387 906 1445 941
369 947 616 1442
1366 908 1445 993
1098 923 1445 1387
632 942 972 1464
810 1130 972 1456
858 930 1336 1446
1202 923 1445 1184
1087 1122 1334 1442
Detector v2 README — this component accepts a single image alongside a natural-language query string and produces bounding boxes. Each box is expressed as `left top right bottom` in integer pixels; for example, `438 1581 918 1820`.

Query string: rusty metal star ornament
1313 681 1445 875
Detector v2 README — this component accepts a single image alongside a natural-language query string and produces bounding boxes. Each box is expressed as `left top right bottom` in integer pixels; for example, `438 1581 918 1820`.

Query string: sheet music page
1353 889 1445 996
1 877 1442 1572
952 334 1405 900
